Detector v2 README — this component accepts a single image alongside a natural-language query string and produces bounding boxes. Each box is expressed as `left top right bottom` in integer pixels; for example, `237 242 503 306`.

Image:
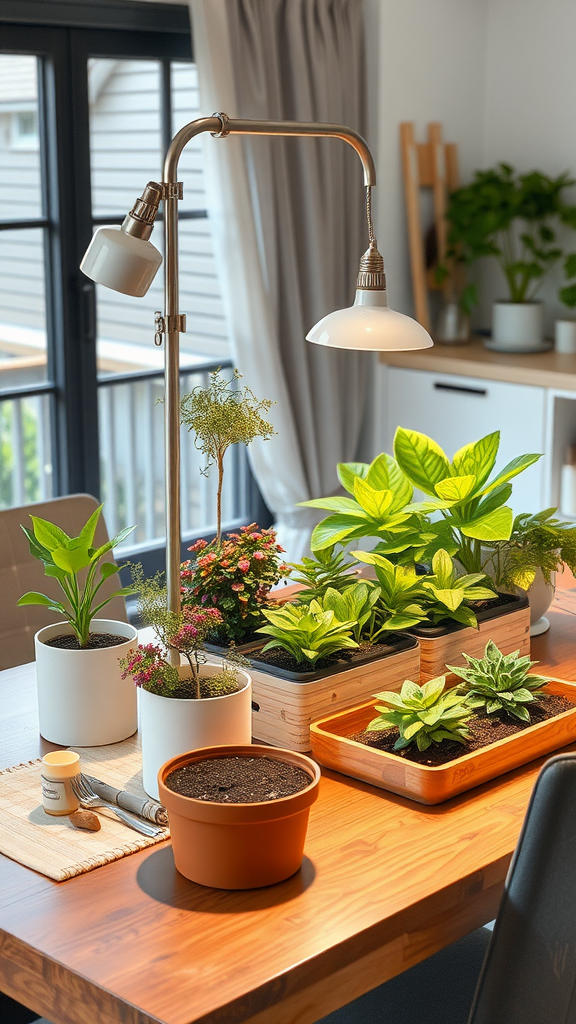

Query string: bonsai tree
180 368 275 544
122 567 242 700
485 508 576 592
440 163 576 312
17 505 136 647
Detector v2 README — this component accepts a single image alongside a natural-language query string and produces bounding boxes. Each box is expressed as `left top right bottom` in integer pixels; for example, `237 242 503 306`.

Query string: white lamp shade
80 226 163 297
306 289 433 351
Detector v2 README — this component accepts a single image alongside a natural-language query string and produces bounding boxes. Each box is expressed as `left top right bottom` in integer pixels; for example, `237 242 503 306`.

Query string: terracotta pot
158 744 321 889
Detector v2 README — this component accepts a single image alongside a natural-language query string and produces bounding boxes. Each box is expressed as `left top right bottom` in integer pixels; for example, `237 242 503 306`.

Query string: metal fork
71 775 163 837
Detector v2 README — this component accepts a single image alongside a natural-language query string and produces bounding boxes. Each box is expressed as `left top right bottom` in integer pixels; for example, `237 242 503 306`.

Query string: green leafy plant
355 548 495 631
486 508 576 591
256 597 358 667
447 640 549 723
180 368 275 544
299 452 419 555
290 545 358 603
17 505 136 648
393 428 541 573
321 583 381 644
366 676 472 751
441 163 576 311
125 566 242 699
181 524 289 644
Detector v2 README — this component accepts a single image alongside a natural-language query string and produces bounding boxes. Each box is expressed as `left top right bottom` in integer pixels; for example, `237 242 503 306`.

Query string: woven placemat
0 735 169 882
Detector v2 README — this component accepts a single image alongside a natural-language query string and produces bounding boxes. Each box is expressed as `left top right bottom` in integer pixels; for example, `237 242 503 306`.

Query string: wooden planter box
310 677 576 804
249 635 420 752
409 593 530 683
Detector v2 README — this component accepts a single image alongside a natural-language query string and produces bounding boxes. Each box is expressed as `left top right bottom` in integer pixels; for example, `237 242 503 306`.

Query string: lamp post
81 112 433 635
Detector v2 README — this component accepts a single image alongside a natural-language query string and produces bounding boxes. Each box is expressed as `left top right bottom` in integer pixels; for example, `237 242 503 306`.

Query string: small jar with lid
41 751 81 815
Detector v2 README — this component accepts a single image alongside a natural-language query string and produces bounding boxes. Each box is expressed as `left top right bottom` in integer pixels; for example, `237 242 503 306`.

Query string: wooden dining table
1 590 576 1024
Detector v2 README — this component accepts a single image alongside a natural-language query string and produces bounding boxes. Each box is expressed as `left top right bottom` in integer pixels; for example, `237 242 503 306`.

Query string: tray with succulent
310 641 576 804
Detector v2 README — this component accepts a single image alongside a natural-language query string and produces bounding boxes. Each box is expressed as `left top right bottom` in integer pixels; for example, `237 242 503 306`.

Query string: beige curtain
190 0 372 560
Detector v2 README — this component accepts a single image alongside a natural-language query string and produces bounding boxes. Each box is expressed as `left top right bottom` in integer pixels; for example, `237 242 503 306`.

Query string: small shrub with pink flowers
180 523 290 644
121 567 243 699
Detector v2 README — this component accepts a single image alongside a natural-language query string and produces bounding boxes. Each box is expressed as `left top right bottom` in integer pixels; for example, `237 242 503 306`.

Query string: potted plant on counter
485 509 576 635
180 368 289 649
441 162 576 352
122 568 251 800
17 505 138 746
310 641 576 805
158 742 320 889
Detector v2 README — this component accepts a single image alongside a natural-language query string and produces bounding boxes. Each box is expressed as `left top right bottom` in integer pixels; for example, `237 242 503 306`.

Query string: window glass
0 228 47 386
0 55 42 218
0 393 53 509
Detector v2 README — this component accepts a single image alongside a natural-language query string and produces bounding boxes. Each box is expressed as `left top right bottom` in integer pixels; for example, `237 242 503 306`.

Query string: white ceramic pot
555 319 576 354
490 300 544 352
140 663 252 800
526 568 556 636
35 619 138 746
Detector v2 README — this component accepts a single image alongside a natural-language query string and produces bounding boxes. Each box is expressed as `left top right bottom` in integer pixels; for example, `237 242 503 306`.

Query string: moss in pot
158 745 320 889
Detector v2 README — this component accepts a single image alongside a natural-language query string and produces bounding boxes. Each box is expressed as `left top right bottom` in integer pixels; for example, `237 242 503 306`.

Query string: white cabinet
377 365 547 514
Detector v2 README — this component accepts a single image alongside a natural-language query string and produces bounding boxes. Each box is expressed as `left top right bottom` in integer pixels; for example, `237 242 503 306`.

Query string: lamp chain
365 185 376 246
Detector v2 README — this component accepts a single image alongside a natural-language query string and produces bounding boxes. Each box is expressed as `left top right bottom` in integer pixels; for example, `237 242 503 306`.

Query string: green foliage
393 427 541 573
180 369 275 543
447 640 548 723
0 400 43 508
367 676 472 751
299 452 417 553
17 506 136 647
486 509 576 590
321 583 381 644
355 548 495 631
256 597 358 667
290 545 357 602
441 163 576 307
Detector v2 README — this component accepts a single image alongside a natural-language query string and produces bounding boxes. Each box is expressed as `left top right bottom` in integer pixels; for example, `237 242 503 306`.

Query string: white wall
366 0 576 336
364 0 487 318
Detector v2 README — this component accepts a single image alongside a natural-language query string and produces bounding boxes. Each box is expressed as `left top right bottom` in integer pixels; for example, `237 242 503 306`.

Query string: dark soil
44 632 127 650
251 637 410 676
351 693 575 767
410 592 525 639
165 755 313 803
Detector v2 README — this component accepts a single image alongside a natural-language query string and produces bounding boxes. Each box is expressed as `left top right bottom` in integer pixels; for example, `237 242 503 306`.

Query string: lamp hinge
161 182 184 200
154 312 187 345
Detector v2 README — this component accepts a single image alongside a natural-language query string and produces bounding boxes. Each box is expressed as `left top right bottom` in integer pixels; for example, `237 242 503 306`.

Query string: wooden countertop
379 336 576 390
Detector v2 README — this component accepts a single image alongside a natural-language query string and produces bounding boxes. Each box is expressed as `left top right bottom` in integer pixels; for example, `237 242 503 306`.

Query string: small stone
69 809 101 831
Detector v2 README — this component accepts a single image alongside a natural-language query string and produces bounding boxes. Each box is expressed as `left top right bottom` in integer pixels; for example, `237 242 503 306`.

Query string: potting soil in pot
44 633 127 650
253 639 401 674
351 693 575 767
165 755 312 803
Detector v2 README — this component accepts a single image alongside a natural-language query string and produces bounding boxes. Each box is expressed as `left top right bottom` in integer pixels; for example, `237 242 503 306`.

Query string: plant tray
408 593 530 683
310 677 576 804
250 635 420 752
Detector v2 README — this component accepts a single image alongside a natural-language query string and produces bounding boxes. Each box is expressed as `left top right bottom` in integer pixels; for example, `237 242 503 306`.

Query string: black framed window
0 1 264 569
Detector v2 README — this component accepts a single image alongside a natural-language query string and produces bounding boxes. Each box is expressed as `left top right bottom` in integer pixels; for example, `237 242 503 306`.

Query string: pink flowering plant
181 523 290 644
120 567 242 700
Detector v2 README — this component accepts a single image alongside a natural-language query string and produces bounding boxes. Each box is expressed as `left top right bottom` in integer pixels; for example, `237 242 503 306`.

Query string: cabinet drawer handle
433 382 487 396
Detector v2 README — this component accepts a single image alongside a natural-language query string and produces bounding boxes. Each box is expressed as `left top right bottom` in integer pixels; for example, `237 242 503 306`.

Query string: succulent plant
256 597 358 667
447 640 549 722
367 676 472 751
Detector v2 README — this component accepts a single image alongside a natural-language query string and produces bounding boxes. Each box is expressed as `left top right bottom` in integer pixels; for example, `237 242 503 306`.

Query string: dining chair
317 751 576 1024
0 493 128 671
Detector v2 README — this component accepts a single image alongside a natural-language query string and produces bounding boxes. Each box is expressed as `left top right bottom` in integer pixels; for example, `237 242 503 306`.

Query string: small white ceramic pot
555 320 576 354
490 300 544 352
35 619 138 746
140 663 252 800
527 568 556 637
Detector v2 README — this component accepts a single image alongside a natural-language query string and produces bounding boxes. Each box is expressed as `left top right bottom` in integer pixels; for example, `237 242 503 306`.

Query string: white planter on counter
35 619 138 746
140 662 252 800
489 300 544 353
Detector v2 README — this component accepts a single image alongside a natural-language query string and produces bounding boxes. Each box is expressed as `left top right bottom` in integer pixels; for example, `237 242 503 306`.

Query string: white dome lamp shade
80 182 163 297
307 237 434 352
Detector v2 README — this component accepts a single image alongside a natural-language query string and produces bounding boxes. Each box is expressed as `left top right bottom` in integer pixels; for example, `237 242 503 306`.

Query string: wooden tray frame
310 678 576 804
251 641 420 753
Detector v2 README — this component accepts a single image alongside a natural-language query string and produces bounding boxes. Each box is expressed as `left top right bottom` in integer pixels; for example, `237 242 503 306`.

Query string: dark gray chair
317 752 576 1024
